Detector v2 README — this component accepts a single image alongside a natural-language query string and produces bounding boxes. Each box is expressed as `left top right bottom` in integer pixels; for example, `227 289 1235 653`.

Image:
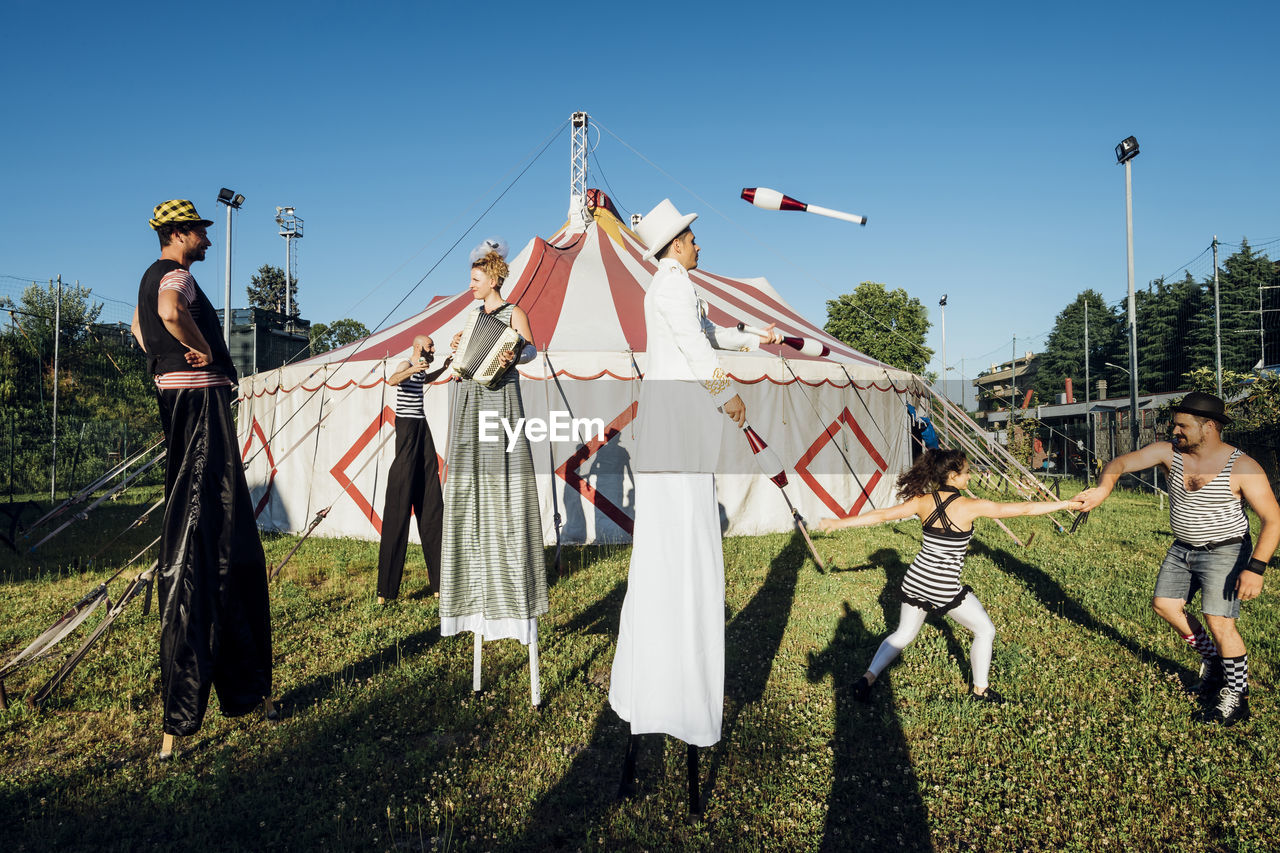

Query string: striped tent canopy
240 191 918 545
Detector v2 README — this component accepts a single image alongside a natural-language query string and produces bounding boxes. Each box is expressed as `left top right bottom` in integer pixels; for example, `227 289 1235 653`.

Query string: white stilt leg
528 627 541 708
472 630 483 692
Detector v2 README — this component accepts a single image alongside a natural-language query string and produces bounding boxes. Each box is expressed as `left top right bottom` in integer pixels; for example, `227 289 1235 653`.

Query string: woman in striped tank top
819 449 1080 703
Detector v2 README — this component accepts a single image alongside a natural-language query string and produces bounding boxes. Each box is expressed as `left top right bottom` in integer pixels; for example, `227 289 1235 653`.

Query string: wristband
1245 558 1267 576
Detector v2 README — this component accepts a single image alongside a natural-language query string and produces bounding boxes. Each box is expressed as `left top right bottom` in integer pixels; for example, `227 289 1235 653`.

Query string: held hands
498 349 516 368
1073 488 1109 512
451 331 463 353
759 323 785 346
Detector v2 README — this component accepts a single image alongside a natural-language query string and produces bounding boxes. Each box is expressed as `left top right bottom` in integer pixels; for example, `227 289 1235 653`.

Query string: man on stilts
608 199 779 813
131 200 274 758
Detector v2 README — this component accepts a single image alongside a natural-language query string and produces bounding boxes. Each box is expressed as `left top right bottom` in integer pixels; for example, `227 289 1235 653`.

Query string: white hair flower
469 237 508 264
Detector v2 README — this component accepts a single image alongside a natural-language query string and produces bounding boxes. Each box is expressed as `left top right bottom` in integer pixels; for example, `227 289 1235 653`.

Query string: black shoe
852 676 873 702
969 687 1007 705
1199 688 1250 727
1193 659 1225 699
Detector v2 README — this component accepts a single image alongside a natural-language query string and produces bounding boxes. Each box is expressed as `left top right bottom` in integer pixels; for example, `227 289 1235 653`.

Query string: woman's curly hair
471 250 509 289
896 448 967 499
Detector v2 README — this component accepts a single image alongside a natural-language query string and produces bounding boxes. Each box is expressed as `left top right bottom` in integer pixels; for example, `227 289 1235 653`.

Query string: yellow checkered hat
149 199 214 230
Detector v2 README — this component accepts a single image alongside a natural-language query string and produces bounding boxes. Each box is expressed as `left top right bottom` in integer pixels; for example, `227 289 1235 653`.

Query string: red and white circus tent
238 191 917 546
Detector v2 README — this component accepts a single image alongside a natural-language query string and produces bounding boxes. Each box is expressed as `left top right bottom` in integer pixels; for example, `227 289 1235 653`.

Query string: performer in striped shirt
376 334 450 604
130 199 274 759
819 449 1079 704
1077 392 1278 726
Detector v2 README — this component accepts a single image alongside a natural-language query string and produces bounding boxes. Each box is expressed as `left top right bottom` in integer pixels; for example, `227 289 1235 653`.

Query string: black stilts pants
376 417 443 599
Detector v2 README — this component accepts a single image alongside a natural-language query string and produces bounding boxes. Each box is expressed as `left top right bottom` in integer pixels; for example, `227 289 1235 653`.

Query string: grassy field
1 481 1277 852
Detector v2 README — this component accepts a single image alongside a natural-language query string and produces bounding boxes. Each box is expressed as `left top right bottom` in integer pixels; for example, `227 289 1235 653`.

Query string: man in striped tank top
1077 392 1278 726
131 200 274 757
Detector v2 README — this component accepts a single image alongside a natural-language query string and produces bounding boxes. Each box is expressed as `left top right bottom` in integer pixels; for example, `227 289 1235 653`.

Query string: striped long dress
439 303 548 644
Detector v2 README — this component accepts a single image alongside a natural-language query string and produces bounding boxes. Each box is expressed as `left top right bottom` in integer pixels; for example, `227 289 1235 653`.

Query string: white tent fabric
239 194 916 546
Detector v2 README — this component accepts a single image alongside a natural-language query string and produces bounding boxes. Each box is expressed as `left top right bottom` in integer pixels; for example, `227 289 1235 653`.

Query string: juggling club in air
740 187 867 226
737 322 831 358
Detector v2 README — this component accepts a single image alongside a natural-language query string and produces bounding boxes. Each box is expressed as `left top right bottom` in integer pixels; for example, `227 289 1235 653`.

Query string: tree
0 280 104 356
823 282 932 373
309 318 371 355
246 264 300 317
1034 290 1124 402
1215 240 1271 373
1133 274 1213 394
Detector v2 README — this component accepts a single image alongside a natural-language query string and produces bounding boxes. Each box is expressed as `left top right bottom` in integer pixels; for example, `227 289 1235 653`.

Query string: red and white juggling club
740 187 867 227
740 421 826 570
737 322 831 358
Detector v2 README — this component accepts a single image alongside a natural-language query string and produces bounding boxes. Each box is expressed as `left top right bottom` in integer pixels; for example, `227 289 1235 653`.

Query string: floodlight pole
223 205 233 346
1116 138 1141 453
216 188 244 346
276 207 303 325
1213 235 1222 396
939 294 948 440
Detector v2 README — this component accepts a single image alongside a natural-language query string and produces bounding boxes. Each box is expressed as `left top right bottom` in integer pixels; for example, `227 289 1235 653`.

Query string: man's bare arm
1075 441 1173 511
130 308 146 352
156 289 212 366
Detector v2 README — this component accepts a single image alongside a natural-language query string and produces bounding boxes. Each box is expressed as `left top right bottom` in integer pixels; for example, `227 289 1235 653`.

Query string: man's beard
1173 434 1199 451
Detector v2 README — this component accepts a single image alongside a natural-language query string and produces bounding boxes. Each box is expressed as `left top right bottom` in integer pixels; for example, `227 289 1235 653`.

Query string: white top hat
635 199 698 261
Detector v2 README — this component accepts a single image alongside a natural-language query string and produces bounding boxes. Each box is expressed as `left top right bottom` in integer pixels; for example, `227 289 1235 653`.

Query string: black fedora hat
1173 391 1232 425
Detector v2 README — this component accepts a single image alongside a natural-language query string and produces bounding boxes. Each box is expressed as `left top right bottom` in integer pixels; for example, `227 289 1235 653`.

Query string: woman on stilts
440 238 547 702
818 448 1081 703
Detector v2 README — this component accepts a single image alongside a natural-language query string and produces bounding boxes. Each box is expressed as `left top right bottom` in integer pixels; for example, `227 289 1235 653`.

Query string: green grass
1 482 1277 851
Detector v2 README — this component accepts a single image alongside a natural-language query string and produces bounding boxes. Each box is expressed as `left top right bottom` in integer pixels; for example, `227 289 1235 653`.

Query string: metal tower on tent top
568 111 590 231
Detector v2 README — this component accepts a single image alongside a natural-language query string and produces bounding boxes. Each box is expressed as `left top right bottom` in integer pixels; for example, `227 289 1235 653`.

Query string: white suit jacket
634 259 760 473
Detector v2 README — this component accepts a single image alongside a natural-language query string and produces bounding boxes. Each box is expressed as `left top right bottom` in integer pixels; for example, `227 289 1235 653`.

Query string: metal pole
1010 336 1016 414
1124 158 1139 453
285 234 292 322
1084 297 1092 483
224 202 233 346
940 298 948 439
1084 297 1091 407
1213 236 1222 396
1009 336 1016 452
51 276 61 502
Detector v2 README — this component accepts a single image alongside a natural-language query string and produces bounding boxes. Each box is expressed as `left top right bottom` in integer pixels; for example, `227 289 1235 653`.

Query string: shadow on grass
275 622 443 715
513 530 809 849
973 540 1190 678
545 543 630 587
702 529 807 803
807 600 933 852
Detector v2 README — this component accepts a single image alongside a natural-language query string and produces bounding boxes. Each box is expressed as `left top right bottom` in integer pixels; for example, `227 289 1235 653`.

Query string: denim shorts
1154 538 1251 618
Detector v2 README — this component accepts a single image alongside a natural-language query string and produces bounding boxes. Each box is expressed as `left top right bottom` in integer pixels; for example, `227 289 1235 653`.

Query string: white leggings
866 592 997 689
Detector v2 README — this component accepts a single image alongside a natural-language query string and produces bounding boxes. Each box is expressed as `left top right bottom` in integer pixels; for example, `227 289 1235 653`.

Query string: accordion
452 309 524 387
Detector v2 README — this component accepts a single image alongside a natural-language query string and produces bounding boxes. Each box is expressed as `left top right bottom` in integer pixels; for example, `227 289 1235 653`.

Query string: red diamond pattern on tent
330 406 397 534
795 407 888 518
555 401 639 535
329 408 447 535
241 417 277 519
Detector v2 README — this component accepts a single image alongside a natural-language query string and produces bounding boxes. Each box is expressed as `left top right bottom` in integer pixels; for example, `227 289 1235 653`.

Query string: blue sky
3 1 1277 395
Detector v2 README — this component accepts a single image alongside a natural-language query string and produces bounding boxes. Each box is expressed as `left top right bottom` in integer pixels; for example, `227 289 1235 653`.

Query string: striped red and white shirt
153 268 234 391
